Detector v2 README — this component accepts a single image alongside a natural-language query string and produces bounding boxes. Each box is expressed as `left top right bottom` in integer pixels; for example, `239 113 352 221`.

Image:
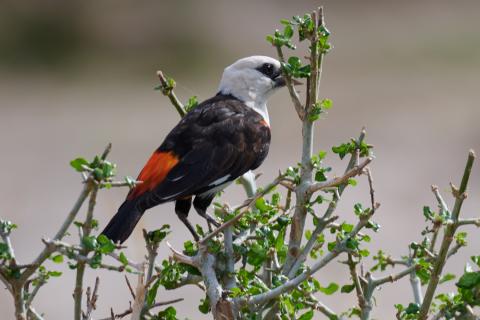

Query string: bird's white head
218 56 286 124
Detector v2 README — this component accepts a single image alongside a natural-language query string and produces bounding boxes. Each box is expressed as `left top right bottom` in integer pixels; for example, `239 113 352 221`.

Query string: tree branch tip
468 149 476 158
166 242 197 267
101 143 113 160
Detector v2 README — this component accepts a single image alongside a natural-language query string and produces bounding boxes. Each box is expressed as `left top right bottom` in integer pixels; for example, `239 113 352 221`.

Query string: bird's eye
257 63 276 78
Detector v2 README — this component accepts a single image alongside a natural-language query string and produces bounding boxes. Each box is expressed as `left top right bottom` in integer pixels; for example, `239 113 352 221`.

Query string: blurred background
1 0 479 318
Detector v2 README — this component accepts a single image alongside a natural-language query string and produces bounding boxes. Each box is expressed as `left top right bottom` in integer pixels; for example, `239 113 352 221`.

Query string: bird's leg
206 221 213 233
193 195 221 228
175 198 200 242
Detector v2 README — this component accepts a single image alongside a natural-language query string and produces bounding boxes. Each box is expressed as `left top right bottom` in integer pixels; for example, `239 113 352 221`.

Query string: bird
101 55 295 243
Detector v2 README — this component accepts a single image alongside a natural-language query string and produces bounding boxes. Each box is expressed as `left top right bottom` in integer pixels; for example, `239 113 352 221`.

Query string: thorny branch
275 45 305 120
74 185 99 320
418 150 476 319
1 5 478 320
82 277 100 320
282 6 324 280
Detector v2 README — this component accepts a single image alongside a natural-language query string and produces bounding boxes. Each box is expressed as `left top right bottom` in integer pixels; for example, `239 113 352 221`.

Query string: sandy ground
1 1 480 319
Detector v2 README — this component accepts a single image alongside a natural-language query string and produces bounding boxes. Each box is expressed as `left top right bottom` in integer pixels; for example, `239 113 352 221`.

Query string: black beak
274 75 303 88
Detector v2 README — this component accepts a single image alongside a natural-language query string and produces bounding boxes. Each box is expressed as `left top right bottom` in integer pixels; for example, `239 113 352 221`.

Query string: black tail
101 199 144 244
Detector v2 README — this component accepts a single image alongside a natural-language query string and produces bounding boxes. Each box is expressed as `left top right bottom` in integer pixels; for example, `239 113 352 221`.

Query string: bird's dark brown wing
127 94 271 210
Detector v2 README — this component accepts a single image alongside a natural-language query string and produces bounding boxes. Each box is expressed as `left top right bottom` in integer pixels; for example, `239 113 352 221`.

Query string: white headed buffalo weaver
101 56 294 243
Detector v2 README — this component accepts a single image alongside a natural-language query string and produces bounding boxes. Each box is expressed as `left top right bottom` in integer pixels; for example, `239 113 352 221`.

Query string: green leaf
271 192 281 205
185 96 199 112
82 236 97 251
70 158 89 172
247 243 268 267
0 243 12 259
146 279 161 307
148 225 171 244
423 206 434 221
359 249 370 257
48 271 62 277
471 255 480 268
298 310 314 320
155 306 177 320
275 228 286 251
89 253 102 269
198 298 210 314
93 168 103 180
255 198 270 212
353 203 364 215
327 241 336 252
183 240 197 256
404 303 420 315
266 35 274 44
455 231 468 246
456 271 480 289
321 98 333 109
346 238 359 250
341 223 354 233
51 254 64 264
281 297 294 315
119 252 128 266
314 170 327 182
287 56 301 67
332 142 354 160
341 284 355 293
284 25 294 39
439 273 456 284
0 220 17 233
319 282 339 295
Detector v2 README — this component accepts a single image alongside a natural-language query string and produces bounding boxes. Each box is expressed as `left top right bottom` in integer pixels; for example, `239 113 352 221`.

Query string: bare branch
304 293 339 319
274 45 305 120
75 186 99 320
431 185 449 214
125 276 136 299
346 254 366 311
166 242 197 267
99 181 142 188
130 273 147 320
409 267 423 305
26 306 45 320
372 264 418 287
308 157 373 193
83 277 100 320
457 217 480 227
98 298 183 320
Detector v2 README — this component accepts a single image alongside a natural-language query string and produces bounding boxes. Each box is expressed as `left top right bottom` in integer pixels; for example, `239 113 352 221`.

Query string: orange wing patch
127 151 179 200
259 119 269 127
